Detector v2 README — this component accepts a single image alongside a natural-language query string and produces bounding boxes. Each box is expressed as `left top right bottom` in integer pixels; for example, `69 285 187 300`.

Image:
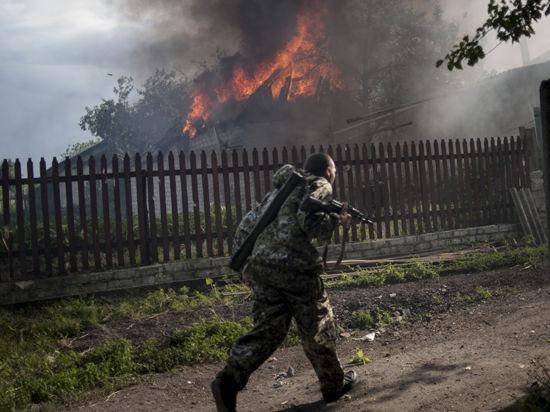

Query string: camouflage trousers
217 264 345 398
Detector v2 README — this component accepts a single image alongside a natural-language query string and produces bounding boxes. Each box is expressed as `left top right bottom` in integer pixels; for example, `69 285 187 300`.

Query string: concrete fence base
0 224 521 305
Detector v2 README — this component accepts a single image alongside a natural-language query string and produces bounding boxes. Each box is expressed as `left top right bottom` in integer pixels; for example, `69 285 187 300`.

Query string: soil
63 264 550 411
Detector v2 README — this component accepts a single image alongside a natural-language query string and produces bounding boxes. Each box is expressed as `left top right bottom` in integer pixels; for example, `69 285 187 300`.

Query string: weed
349 308 394 330
404 261 438 281
0 242 546 410
0 318 254 410
350 310 374 330
455 291 474 303
443 244 548 274
455 287 492 304
383 265 406 283
475 286 492 300
432 293 444 305
326 244 548 290
350 349 371 366
282 321 302 347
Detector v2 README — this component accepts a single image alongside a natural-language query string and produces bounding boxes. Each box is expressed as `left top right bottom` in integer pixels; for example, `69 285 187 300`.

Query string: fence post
135 154 149 265
142 172 150 264
519 126 536 177
540 80 550 251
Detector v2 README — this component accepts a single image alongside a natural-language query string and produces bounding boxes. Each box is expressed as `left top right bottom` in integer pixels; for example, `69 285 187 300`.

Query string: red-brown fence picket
0 136 533 279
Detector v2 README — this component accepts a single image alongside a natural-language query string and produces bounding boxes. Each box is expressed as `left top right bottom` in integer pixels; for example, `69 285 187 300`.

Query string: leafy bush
349 308 393 330
350 349 371 365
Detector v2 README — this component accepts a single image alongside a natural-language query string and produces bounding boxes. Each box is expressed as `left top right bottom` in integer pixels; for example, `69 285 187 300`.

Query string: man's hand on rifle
338 202 352 228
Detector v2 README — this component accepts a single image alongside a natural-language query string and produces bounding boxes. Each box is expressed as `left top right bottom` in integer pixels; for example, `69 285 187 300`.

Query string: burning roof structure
180 0 348 151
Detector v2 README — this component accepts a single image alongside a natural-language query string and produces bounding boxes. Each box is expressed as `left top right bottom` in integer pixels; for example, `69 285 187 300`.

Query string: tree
79 70 191 153
333 0 483 139
438 0 550 70
79 76 136 153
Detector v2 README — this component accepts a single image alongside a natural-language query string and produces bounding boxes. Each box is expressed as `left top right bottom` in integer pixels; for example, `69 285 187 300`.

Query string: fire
183 1 342 138
183 92 211 139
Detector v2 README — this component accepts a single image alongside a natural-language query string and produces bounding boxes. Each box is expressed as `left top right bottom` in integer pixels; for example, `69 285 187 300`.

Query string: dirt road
67 265 550 411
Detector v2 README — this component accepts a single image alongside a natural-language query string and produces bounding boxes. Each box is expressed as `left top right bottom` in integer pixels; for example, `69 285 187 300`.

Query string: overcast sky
1 0 549 162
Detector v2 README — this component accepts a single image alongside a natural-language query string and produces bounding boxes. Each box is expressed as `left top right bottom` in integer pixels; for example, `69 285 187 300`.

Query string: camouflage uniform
217 164 345 399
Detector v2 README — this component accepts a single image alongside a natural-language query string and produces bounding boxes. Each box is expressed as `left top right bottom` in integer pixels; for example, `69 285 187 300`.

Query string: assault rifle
228 171 375 272
299 195 375 225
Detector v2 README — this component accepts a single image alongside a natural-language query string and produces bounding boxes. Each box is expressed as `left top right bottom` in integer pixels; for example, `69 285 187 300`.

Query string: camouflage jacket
249 164 338 273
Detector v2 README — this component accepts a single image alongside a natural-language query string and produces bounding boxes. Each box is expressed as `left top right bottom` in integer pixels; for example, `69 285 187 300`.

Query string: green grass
0 318 253 410
0 281 254 410
475 286 492 300
431 292 444 305
326 260 439 289
349 308 394 330
455 286 492 304
325 244 548 290
0 242 546 410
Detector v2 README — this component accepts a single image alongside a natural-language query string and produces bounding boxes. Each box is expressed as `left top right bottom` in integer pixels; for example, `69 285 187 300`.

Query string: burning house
73 0 550 159
181 1 349 153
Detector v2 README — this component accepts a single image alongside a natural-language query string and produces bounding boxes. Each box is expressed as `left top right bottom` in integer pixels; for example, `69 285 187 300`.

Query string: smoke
110 0 345 78
109 0 550 141
415 0 550 140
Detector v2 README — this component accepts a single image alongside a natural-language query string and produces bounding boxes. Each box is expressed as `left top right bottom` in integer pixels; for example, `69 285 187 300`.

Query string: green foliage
170 318 253 364
0 318 253 410
455 286 493 303
327 261 439 289
350 308 393 330
405 261 439 281
0 242 545 410
79 70 191 153
61 138 101 159
350 310 374 330
282 321 302 347
432 293 444 305
444 244 548 273
455 291 474 303
438 0 550 70
350 349 371 366
475 286 492 300
327 244 548 290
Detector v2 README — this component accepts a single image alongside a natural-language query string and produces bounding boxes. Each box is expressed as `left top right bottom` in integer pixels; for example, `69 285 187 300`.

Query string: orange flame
183 92 211 139
183 2 342 138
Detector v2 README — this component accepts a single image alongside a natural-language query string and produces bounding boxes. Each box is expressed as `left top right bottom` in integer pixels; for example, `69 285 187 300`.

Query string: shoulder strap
229 171 305 271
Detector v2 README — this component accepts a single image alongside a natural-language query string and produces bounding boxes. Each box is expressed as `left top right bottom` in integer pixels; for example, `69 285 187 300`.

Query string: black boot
323 370 358 403
211 377 238 412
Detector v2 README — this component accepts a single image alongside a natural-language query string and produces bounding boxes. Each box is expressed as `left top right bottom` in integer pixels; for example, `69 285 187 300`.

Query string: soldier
212 153 357 412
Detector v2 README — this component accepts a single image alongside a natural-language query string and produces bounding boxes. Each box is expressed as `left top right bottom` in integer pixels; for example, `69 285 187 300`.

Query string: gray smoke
110 0 345 78
102 0 550 143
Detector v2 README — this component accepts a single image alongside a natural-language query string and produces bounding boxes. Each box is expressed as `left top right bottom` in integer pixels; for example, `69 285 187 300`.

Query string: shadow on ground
279 362 467 411
366 361 468 403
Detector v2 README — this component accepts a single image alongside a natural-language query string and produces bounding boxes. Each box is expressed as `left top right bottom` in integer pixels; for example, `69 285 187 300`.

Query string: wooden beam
519 188 543 245
510 188 534 241
525 189 548 244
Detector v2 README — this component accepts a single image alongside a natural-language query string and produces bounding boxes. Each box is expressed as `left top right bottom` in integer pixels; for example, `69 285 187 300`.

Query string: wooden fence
0 136 531 280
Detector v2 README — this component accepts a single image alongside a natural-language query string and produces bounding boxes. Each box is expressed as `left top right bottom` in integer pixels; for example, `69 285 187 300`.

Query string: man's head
304 153 336 184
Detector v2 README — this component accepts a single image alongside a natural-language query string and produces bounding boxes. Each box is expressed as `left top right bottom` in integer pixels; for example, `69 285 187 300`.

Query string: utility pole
520 40 531 66
540 80 550 255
